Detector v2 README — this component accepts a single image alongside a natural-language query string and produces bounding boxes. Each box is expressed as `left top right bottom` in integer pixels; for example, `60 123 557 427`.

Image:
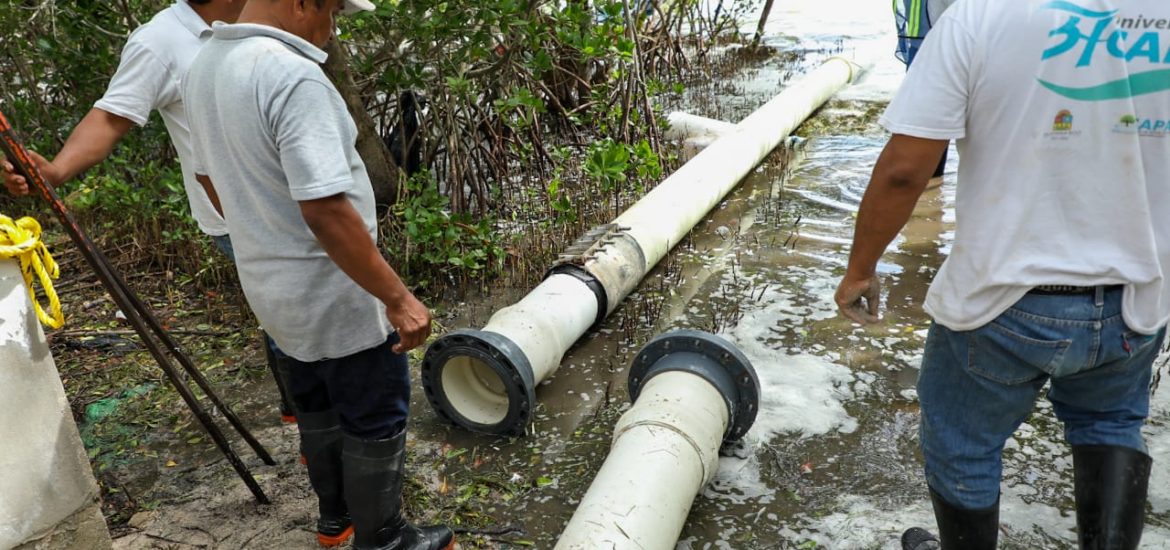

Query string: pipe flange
628 330 759 442
421 329 536 436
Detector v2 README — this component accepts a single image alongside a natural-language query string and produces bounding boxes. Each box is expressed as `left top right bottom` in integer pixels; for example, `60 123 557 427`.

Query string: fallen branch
53 328 230 338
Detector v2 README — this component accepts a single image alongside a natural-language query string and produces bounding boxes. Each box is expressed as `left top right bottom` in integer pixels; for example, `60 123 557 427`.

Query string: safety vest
893 0 956 64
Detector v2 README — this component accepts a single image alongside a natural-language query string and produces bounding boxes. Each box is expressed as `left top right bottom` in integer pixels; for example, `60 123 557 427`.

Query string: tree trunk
752 0 776 48
322 39 400 207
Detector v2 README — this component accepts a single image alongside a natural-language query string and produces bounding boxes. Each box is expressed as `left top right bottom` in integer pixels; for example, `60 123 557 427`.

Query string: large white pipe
556 330 759 549
0 260 113 549
663 112 736 141
423 57 864 435
619 57 857 267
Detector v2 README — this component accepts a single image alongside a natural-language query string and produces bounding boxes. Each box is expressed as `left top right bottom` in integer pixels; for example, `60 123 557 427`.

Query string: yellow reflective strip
910 0 923 36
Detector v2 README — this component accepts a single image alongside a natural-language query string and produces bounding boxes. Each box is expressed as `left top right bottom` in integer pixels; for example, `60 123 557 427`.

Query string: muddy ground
41 2 1170 548
39 36 820 550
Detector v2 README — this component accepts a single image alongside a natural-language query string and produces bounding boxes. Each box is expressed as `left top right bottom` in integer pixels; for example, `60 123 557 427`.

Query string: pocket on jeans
968 317 1072 384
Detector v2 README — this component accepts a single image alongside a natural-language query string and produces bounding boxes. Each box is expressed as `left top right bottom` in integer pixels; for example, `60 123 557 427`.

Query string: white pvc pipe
619 57 856 269
436 274 598 427
664 112 736 140
480 274 598 386
556 371 729 549
0 260 112 549
424 57 865 434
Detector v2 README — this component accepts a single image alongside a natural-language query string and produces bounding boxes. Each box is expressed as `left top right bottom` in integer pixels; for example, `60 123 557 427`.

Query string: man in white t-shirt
837 1 1168 548
0 0 301 425
185 1 454 548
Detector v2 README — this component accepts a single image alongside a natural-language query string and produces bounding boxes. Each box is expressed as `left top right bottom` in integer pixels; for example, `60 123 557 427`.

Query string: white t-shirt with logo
881 0 1170 334
94 0 227 237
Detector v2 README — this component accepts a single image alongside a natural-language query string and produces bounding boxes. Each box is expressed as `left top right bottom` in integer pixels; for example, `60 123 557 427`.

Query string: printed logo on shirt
1044 109 1082 140
1038 1 1170 101
1053 110 1074 131
1114 114 1140 134
1113 115 1170 137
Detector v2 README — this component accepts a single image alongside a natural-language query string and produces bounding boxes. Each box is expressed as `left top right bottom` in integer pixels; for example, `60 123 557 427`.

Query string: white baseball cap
342 0 375 15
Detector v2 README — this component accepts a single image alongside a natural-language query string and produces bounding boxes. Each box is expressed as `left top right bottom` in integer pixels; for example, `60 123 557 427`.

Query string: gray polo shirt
184 23 389 362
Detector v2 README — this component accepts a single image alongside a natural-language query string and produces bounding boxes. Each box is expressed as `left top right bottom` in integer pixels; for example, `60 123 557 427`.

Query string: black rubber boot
262 330 297 424
901 527 940 549
1073 445 1152 550
342 430 455 550
925 488 998 549
298 410 352 547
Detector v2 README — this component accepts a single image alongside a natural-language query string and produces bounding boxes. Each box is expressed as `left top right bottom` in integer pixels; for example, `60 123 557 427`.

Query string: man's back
185 23 389 362
883 0 1170 333
95 1 226 236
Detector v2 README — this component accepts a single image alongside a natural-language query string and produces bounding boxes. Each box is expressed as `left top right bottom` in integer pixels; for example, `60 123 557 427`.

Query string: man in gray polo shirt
184 1 453 549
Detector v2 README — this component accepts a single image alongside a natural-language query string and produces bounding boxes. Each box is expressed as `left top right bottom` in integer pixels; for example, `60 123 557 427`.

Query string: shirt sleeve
271 79 355 201
880 12 975 141
93 37 175 127
186 102 208 178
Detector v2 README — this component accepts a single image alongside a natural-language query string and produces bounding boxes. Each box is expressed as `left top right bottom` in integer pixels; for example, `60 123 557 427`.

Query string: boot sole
441 538 456 550
317 525 354 547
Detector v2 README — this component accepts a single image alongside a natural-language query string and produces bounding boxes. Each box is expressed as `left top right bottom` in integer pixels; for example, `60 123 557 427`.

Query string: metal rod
95 245 276 466
0 108 271 504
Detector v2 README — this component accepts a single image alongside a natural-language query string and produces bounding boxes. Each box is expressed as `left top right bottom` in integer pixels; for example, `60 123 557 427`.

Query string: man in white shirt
184 1 453 548
838 1 1168 548
1 0 301 426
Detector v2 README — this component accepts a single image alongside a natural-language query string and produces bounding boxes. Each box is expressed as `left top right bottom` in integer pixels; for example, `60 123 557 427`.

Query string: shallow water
457 0 1170 547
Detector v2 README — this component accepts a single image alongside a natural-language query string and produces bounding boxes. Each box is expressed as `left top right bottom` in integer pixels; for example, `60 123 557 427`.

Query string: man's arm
835 134 949 324
196 174 223 217
299 193 431 353
2 108 135 195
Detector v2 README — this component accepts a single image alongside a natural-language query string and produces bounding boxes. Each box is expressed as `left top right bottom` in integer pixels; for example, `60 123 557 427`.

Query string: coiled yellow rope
0 214 63 328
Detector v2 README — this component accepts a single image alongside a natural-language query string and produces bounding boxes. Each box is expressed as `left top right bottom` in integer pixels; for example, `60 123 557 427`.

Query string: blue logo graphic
1038 1 1170 100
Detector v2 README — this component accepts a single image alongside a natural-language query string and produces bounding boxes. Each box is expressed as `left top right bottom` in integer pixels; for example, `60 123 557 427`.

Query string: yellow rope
0 214 63 328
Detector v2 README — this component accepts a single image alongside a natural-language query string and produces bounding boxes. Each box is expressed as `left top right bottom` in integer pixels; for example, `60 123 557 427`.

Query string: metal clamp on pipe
555 330 760 550
551 223 646 321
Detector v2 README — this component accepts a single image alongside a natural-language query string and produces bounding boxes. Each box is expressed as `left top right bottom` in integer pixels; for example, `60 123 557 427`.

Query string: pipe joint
546 264 607 326
421 330 536 436
628 330 760 443
550 223 647 321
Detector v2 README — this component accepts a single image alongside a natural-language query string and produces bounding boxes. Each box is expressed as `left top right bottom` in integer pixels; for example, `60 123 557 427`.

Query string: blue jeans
211 234 235 262
917 285 1163 509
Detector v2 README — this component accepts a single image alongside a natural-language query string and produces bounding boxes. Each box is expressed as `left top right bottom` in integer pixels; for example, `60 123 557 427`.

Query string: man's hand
2 151 60 196
3 109 135 196
835 275 882 324
387 292 431 353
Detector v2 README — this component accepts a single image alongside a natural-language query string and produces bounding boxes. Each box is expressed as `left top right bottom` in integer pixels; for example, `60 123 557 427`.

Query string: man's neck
188 1 235 27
